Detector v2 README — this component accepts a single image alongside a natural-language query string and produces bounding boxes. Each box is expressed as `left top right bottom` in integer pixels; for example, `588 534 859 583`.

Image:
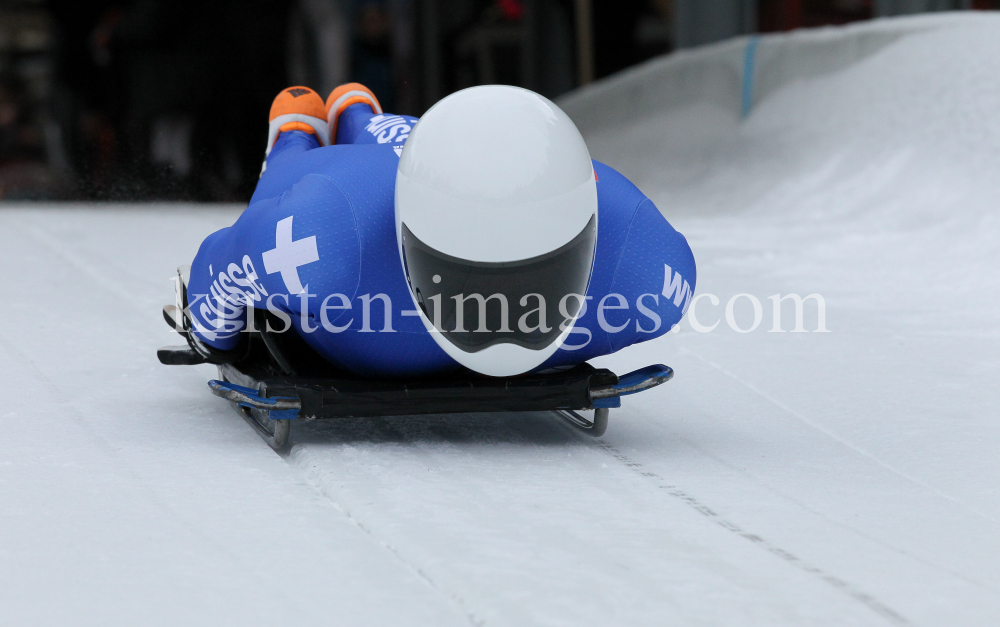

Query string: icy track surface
4 16 1000 627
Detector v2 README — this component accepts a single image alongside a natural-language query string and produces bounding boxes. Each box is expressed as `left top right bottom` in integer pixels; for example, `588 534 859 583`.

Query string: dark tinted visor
402 216 596 353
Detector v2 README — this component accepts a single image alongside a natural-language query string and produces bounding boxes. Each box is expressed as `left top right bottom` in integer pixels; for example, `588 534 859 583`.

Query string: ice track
4 14 1000 627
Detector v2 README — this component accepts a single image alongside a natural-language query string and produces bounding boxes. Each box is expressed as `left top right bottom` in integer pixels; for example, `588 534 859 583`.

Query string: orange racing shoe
325 83 383 145
264 86 329 158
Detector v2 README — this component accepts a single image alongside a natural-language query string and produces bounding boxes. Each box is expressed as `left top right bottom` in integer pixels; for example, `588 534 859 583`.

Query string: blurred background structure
0 0 996 201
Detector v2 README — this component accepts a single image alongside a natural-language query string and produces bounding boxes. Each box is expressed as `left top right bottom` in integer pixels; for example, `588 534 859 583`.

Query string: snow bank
561 12 1000 219
562 12 1000 312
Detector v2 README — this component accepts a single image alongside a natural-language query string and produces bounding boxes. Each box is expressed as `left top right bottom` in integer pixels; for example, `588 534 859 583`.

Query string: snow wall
558 12 1000 224
562 18 914 134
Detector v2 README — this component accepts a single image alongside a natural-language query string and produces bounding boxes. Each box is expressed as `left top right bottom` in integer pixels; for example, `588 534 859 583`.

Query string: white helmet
395 85 598 377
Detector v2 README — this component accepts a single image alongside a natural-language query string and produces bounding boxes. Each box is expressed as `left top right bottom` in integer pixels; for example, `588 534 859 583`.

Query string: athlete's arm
542 163 696 367
605 199 696 352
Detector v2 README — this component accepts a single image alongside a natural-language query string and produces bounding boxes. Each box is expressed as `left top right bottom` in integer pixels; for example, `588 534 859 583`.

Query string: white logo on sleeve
662 264 692 314
262 216 319 294
365 114 416 144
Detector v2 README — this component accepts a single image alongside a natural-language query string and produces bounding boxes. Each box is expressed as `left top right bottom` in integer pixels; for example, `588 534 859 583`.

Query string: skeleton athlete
185 83 696 378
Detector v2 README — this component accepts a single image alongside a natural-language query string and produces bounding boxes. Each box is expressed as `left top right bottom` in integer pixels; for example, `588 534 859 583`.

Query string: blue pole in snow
742 36 760 119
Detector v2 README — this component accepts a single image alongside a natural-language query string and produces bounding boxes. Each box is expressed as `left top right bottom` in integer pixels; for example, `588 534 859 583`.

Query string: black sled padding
218 359 618 420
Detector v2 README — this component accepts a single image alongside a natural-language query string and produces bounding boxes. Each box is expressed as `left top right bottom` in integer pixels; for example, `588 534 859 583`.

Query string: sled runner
158 280 673 450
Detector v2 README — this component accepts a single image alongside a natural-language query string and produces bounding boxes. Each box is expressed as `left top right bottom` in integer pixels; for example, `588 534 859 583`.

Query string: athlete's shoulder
594 161 649 215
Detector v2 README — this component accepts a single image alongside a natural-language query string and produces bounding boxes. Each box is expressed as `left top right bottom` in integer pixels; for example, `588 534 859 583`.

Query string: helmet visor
401 216 596 353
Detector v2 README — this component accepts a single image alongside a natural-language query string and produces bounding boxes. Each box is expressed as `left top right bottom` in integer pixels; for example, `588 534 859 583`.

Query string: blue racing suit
187 103 697 378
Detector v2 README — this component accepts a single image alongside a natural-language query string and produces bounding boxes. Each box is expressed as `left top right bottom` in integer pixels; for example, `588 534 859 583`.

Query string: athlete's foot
325 83 382 145
265 86 329 157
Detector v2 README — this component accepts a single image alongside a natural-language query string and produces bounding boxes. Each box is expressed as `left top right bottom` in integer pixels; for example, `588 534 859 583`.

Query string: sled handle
590 364 673 400
208 380 302 412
